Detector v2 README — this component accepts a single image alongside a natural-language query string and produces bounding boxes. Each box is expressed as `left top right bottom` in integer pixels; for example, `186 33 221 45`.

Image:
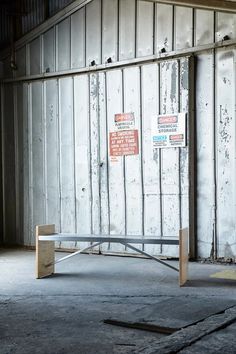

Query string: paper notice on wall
114 113 135 131
109 112 139 158
152 113 186 149
110 130 139 156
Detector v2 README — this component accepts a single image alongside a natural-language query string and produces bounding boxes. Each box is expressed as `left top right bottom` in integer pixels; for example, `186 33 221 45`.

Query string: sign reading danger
152 113 186 148
114 112 135 131
109 130 139 156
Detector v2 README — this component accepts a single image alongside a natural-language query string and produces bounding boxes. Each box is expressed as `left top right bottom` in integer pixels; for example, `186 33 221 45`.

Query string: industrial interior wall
0 0 236 259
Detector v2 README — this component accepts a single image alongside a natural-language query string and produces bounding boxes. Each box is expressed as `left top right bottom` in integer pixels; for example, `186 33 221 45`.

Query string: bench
35 224 189 286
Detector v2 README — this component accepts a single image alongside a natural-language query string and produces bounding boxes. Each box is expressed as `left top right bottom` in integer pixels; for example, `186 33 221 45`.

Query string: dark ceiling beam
150 0 236 12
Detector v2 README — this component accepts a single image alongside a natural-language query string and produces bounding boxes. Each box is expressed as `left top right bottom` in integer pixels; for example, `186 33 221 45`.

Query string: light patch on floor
210 270 236 280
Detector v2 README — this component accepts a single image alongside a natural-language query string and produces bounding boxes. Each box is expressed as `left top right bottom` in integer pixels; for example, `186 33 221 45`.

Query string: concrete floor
1 248 236 354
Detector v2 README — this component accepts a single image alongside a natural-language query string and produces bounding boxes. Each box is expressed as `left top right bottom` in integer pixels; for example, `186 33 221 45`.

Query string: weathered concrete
0 248 236 354
136 307 236 353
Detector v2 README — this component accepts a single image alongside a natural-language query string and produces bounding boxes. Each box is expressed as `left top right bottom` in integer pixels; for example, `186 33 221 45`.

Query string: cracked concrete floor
0 248 236 354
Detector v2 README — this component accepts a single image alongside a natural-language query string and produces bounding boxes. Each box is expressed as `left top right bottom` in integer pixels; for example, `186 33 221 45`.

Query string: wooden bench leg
36 224 55 279
179 228 189 286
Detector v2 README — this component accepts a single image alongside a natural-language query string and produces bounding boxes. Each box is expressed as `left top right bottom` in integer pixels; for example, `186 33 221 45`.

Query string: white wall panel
137 1 154 57
216 47 236 257
155 3 173 54
56 18 71 71
43 28 55 73
106 69 125 252
141 63 161 255
123 67 143 244
119 0 136 60
98 72 109 236
175 6 193 50
102 0 118 63
160 60 180 256
74 75 92 248
31 82 46 244
45 80 60 228
90 73 101 235
86 0 101 66
195 10 214 46
196 52 215 258
216 12 236 41
58 78 76 248
71 8 85 69
29 37 41 75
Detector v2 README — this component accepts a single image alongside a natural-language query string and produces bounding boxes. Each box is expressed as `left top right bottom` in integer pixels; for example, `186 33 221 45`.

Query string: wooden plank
36 224 55 279
179 228 189 286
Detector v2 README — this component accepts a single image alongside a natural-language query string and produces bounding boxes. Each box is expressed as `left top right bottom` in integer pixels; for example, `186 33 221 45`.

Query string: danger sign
152 113 186 148
114 113 135 131
109 130 139 156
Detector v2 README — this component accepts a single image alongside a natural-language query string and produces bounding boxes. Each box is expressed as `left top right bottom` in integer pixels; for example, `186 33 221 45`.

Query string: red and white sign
152 113 186 148
109 130 139 156
114 113 135 131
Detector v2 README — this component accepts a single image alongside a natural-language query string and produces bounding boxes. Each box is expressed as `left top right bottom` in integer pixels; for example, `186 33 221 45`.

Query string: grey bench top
38 233 179 245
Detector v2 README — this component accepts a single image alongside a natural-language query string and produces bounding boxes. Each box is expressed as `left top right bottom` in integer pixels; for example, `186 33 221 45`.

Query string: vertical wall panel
175 6 193 50
15 84 24 244
160 60 180 256
179 58 190 233
141 63 161 254
136 1 154 58
119 0 136 61
71 8 85 69
43 28 55 73
216 47 236 257
29 37 41 75
74 75 91 248
155 3 173 54
102 0 118 63
15 46 26 77
56 18 71 71
195 10 214 46
196 52 215 258
23 84 30 245
2 85 16 244
123 67 143 242
90 74 101 235
98 72 109 236
86 0 101 66
59 78 76 246
45 79 60 228
106 69 125 252
3 56 12 79
216 12 236 41
31 81 45 245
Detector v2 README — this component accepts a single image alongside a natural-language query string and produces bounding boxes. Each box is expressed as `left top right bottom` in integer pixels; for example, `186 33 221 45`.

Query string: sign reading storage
109 113 139 157
152 113 186 148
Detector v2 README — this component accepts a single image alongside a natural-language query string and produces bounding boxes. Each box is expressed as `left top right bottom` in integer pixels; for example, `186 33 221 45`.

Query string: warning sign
152 113 186 148
114 113 135 131
109 130 139 156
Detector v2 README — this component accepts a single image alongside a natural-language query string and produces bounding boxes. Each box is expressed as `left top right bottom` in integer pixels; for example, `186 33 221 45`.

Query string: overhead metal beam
148 0 236 13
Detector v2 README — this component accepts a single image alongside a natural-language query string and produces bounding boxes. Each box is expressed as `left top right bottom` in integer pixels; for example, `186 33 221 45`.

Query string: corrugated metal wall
1 0 236 259
1 58 191 257
22 0 74 34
